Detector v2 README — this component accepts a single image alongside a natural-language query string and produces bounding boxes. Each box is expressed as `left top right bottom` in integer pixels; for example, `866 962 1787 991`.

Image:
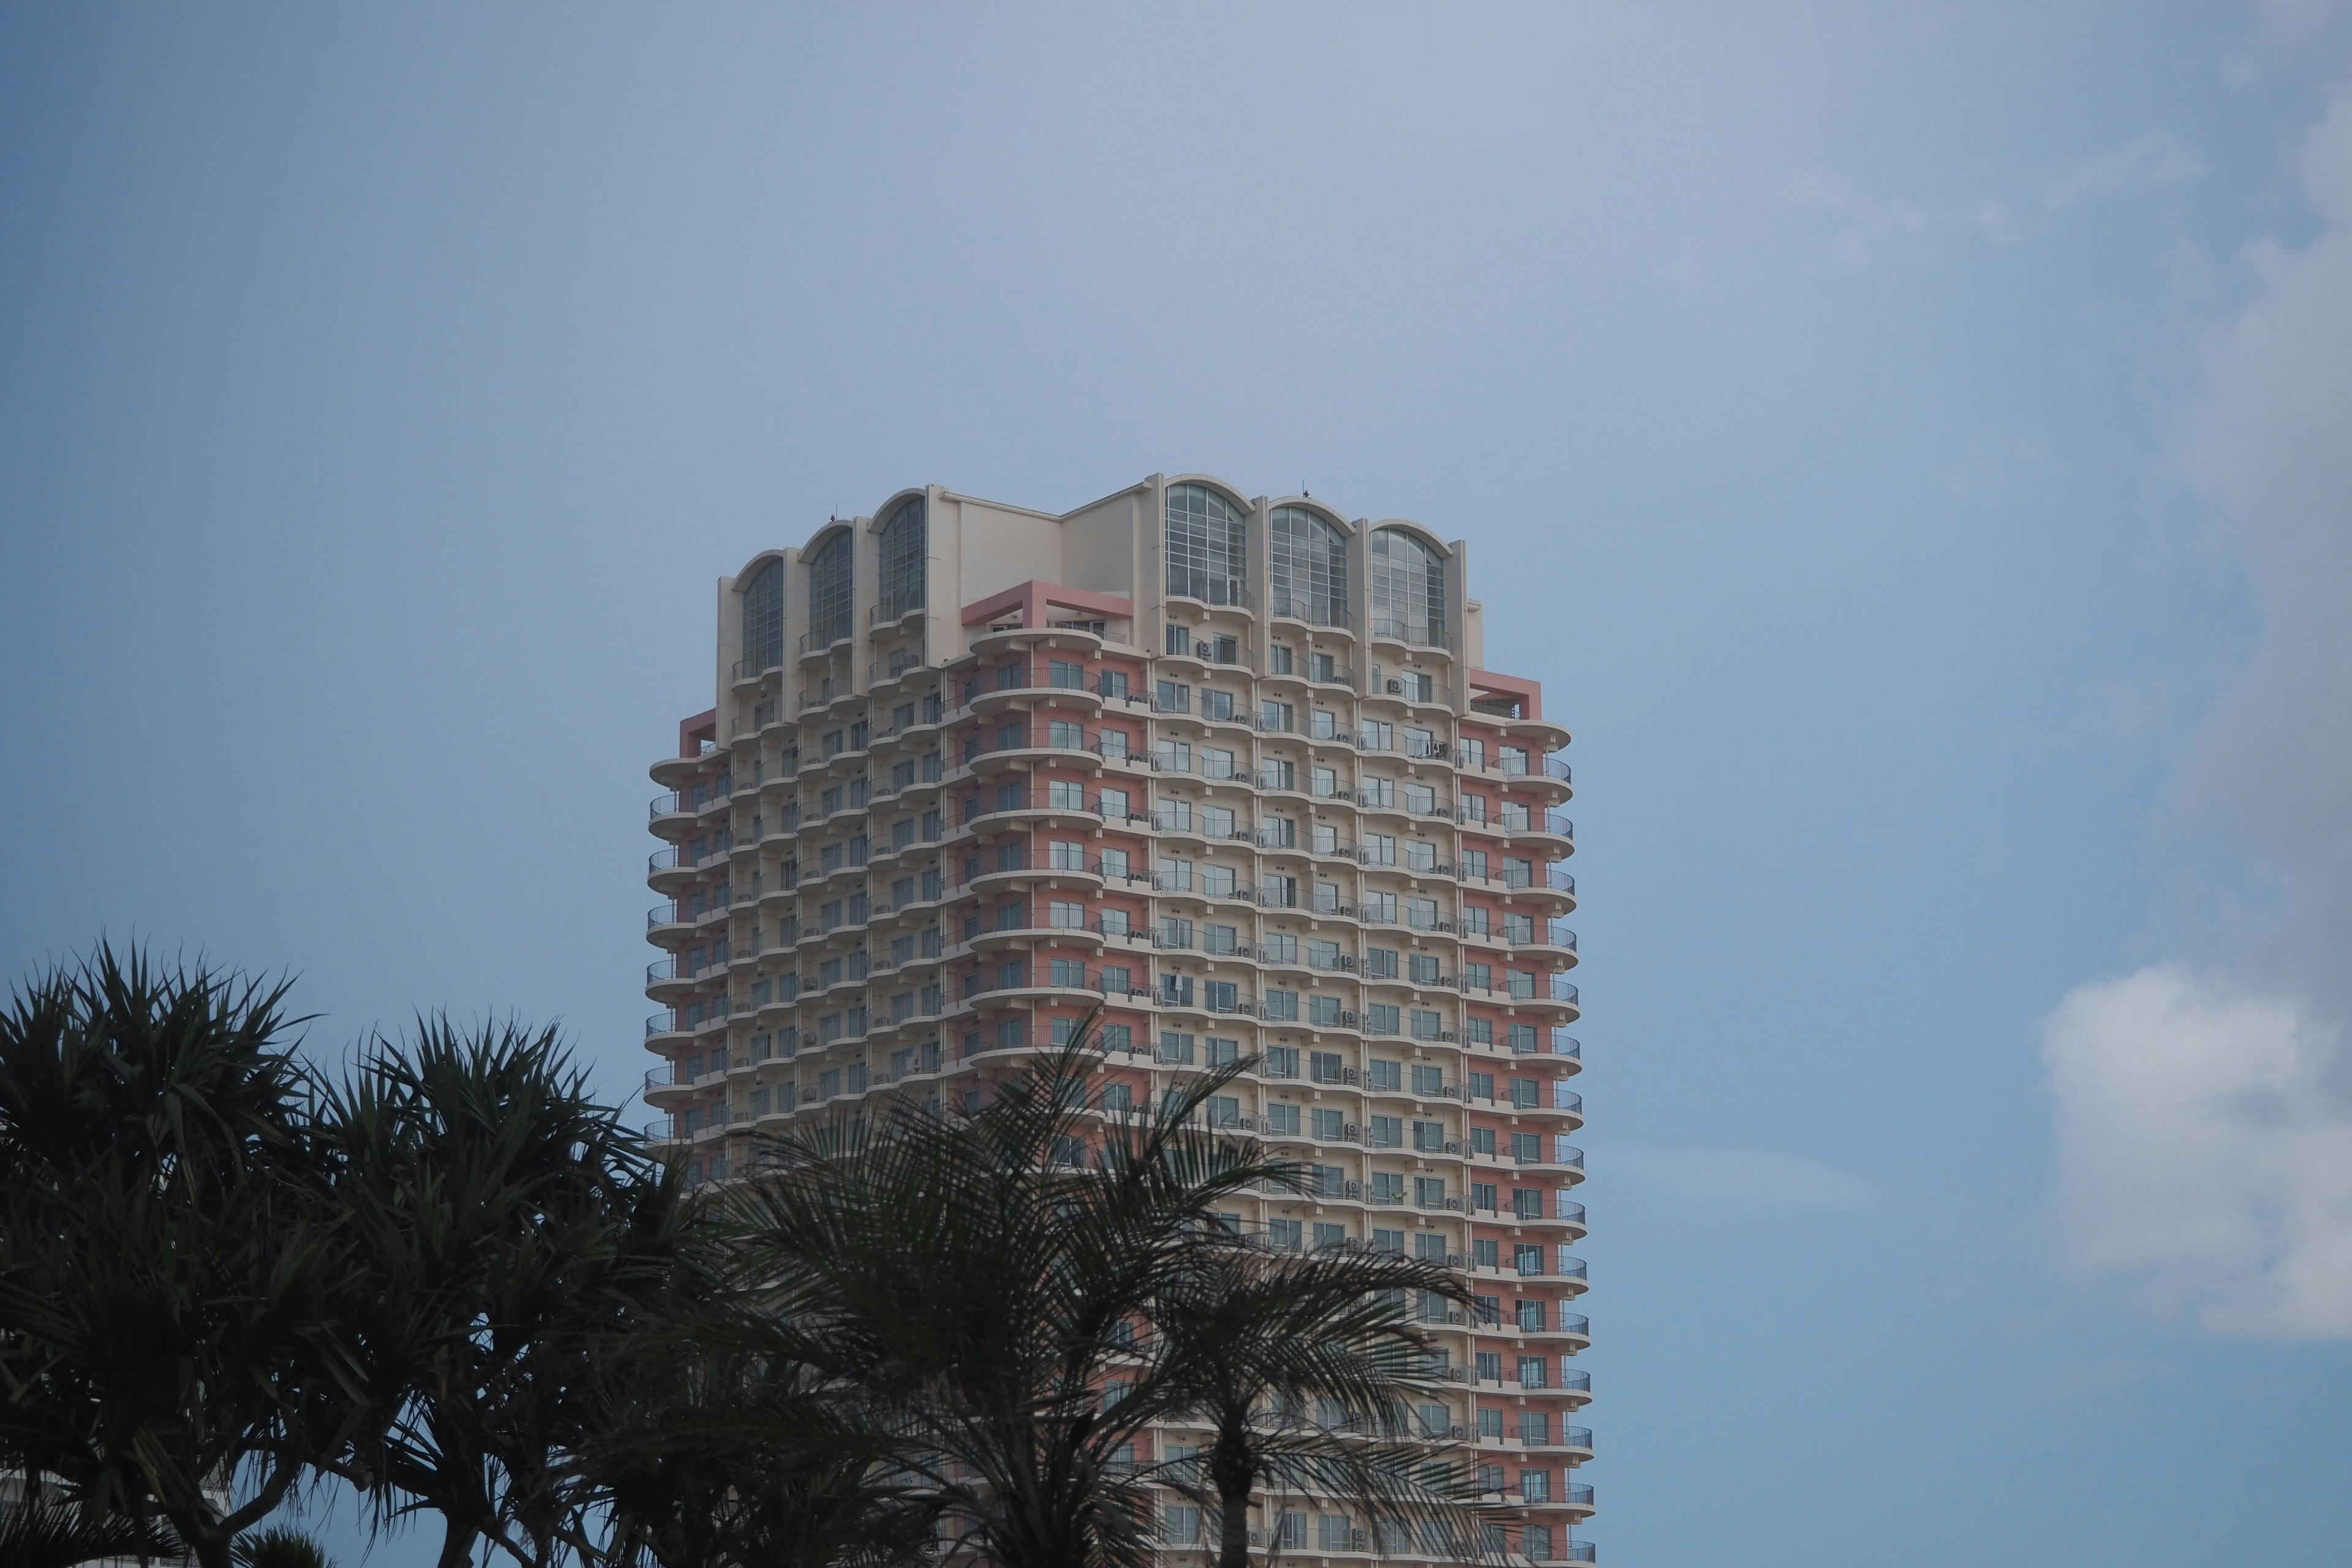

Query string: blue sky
5 4 2351 1564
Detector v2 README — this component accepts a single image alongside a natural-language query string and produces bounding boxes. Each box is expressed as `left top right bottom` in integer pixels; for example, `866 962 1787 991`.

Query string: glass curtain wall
806 530 852 647
1369 527 1447 647
741 557 783 674
1164 483 1249 606
877 497 927 620
1269 506 1348 626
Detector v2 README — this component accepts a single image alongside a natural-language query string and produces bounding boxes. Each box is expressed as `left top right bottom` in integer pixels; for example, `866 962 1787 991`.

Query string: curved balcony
796 624 854 660
955 784 1125 834
647 843 729 893
652 899 738 943
963 725 1110 775
952 905 1109 956
960 664 1106 718
1366 616 1455 657
1511 755 1574 806
967 621 1108 660
644 1003 731 1044
1513 978 1580 1024
1521 921 1578 967
1164 571 1252 614
640 1067 692 1105
867 651 930 692
1266 590 1351 631
868 592 925 630
648 739 722 788
1515 809 1575 856
644 955 726 1003
730 652 785 687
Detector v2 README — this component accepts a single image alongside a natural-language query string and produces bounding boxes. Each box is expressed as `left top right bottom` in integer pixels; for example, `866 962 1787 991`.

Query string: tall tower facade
643 475 1590 1563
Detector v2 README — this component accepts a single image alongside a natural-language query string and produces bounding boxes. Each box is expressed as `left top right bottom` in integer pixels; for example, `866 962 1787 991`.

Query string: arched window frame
740 557 783 674
1268 505 1349 628
1369 526 1448 648
806 529 853 647
876 496 927 622
1164 483 1250 607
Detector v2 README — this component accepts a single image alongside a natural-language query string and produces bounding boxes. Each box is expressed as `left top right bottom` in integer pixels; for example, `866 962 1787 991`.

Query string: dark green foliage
0 1498 182 1568
316 1017 707 1568
1153 1243 1479 1568
0 945 356 1568
709 1009 1489 1568
233 1524 336 1568
1 951 1502 1568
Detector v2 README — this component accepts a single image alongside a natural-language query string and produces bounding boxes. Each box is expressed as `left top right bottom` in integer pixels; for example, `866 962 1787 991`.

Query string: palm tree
0 1498 181 1568
0 945 358 1568
718 1014 1296 1568
1150 1242 1479 1568
315 1017 707 1568
587 1327 933 1568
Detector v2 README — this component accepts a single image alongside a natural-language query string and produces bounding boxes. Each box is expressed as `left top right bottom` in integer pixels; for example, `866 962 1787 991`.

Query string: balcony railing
963 725 1117 763
956 662 1099 704
797 624 853 655
1166 571 1250 609
1367 614 1450 649
869 592 925 626
1266 591 1350 628
867 649 929 684
957 786 1147 827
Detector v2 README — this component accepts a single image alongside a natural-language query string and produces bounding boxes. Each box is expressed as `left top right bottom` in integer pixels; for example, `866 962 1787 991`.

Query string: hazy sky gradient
5 6 2350 1564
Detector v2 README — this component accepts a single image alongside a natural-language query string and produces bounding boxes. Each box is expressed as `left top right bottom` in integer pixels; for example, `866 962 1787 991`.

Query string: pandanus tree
0 1498 181 1568
0 946 358 1568
716 1010 1297 1568
316 1018 706 1568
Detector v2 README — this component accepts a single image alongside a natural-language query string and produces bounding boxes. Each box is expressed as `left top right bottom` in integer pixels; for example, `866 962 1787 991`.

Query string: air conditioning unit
1386 679 1402 694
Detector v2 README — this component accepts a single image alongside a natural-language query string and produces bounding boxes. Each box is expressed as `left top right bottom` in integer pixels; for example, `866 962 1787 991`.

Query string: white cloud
1785 170 2021 266
2040 131 2204 212
1792 129 2201 269
2180 92 2352 990
2042 85 2352 1340
2043 967 2352 1338
1613 1147 1878 1213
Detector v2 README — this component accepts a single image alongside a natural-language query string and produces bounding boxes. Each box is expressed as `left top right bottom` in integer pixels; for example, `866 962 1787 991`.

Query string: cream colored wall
715 573 741 693
952 498 1066 603
1058 483 1144 597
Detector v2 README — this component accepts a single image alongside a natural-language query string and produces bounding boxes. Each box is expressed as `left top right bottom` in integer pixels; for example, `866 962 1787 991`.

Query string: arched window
741 557 783 674
807 530 852 647
1370 527 1446 647
1269 507 1348 627
1164 483 1248 606
876 496 926 621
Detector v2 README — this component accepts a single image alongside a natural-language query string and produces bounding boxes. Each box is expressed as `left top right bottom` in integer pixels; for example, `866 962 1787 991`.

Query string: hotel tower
643 475 1590 1563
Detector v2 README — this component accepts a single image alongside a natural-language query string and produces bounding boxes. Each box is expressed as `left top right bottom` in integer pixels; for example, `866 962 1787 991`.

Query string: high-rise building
643 475 1589 1562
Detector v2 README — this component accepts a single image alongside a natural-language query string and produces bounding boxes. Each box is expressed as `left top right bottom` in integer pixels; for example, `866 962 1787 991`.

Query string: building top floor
709 473 1555 723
